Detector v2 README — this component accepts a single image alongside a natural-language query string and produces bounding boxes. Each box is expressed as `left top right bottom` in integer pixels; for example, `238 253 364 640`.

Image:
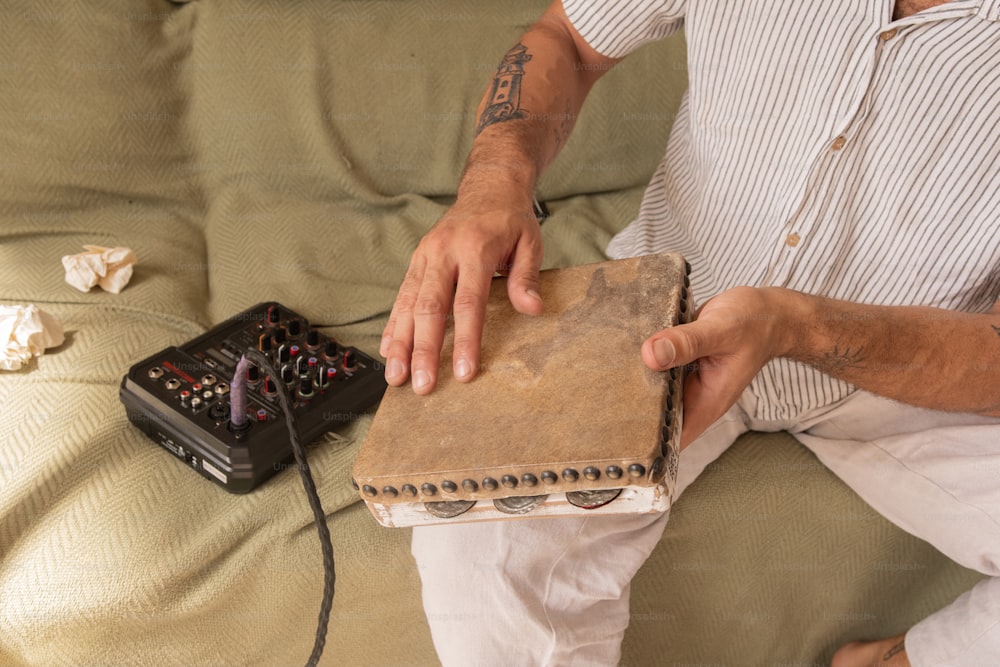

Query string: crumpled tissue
62 244 137 294
1 305 65 371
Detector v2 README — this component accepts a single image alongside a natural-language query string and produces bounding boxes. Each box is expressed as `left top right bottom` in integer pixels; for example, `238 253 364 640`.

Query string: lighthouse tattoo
476 42 532 135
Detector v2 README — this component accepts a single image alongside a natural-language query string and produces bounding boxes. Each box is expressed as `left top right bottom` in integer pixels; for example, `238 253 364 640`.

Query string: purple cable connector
231 354 249 428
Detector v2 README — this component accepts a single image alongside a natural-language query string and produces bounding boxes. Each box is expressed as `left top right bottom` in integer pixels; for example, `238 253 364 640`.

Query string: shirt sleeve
561 0 686 59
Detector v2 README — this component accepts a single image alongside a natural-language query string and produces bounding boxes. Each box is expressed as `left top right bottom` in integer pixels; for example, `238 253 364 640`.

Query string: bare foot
831 633 910 667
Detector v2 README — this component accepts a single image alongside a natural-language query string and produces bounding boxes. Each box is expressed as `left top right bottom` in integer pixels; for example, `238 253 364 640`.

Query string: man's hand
379 199 543 394
641 286 1000 447
641 287 793 448
376 1 618 395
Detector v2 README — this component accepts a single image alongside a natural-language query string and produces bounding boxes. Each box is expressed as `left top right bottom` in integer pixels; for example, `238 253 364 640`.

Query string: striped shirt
563 0 1000 421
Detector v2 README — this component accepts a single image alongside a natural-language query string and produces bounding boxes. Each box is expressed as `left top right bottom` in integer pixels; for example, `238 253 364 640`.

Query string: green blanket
0 1 979 665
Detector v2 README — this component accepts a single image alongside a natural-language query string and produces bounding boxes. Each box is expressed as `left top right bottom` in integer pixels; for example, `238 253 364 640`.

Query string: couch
0 1 982 665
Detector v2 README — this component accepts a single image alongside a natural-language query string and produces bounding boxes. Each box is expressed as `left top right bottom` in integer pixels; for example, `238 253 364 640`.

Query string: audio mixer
120 302 387 493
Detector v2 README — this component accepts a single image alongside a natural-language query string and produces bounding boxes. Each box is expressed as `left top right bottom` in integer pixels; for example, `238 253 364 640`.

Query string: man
379 0 1000 664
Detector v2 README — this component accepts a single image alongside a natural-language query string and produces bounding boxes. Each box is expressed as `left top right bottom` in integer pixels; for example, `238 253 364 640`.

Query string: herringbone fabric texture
0 1 980 665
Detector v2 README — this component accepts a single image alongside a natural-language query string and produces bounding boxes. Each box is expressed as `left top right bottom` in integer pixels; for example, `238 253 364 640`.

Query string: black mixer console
120 302 387 493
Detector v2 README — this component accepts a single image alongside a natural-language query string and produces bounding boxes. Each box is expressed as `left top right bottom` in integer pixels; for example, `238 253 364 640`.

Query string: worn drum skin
352 252 692 527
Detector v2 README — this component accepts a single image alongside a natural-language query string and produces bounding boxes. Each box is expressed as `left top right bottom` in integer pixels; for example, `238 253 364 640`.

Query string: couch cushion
0 1 981 665
182 0 686 202
0 1 674 664
0 0 206 324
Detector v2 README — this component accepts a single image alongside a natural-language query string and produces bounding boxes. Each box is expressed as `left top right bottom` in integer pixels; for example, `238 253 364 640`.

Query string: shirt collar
978 0 1000 21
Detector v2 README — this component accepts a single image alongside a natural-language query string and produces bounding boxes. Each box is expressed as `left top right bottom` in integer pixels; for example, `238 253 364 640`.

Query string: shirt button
785 233 801 247
880 28 898 41
831 135 847 151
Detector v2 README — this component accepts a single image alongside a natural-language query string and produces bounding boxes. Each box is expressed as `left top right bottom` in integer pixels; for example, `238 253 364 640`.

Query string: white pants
411 390 1000 666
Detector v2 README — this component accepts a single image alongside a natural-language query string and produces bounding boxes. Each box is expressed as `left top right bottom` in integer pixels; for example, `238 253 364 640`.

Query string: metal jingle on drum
565 488 623 510
423 499 477 519
493 494 549 515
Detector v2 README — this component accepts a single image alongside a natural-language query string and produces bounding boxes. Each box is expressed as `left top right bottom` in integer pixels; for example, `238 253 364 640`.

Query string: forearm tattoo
820 344 866 374
476 42 532 135
883 639 905 660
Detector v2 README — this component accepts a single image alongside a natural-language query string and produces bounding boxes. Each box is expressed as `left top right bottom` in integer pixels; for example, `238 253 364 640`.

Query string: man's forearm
380 3 617 394
776 288 1000 416
457 3 616 205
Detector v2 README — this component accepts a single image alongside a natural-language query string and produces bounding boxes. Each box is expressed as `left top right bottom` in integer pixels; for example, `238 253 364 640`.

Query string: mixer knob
296 355 311 376
277 344 291 364
306 330 320 350
315 365 330 388
342 349 357 371
266 305 280 325
324 340 339 360
287 320 302 338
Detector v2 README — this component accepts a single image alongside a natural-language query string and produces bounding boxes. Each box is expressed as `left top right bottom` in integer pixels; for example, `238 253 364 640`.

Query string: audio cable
236 349 335 667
